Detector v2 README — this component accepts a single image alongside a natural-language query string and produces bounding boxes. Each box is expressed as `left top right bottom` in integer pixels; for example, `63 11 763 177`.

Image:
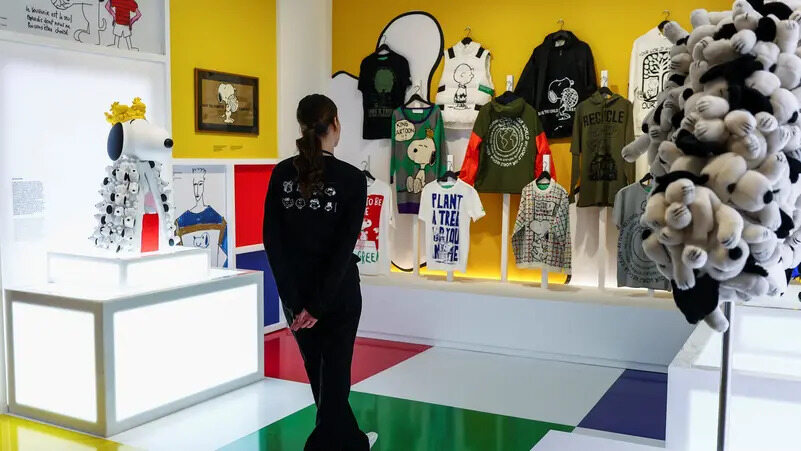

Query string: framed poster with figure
173 165 230 268
195 69 259 135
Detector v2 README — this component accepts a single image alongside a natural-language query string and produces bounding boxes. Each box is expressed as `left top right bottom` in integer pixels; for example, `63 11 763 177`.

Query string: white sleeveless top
435 41 494 129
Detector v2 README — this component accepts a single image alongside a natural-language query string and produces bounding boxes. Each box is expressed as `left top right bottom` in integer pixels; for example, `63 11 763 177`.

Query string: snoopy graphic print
629 27 672 137
391 106 446 214
418 180 485 272
354 178 394 275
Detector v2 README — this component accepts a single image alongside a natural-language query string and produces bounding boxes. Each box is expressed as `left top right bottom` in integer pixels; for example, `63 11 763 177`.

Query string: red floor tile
264 329 430 384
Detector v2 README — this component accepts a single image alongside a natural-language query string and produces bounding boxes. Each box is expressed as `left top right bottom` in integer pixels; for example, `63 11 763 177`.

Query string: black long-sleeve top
263 152 367 318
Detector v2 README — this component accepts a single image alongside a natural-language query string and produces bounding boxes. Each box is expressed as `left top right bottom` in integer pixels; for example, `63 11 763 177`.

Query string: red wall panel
234 164 275 247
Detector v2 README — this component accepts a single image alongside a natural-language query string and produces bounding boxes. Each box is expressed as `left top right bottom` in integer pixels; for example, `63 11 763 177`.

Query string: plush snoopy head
105 98 173 163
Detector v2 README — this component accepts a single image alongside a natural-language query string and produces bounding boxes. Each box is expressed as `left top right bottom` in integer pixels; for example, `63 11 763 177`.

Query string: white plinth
666 297 801 451
47 246 210 289
4 265 263 437
533 431 660 450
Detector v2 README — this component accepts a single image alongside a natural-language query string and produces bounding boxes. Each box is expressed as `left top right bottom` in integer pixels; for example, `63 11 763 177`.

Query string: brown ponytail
295 94 338 198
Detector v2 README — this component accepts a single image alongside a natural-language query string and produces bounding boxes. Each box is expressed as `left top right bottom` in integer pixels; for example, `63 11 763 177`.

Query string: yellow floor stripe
0 415 137 451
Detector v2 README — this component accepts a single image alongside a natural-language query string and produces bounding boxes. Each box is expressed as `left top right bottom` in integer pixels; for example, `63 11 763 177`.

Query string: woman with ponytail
263 94 377 450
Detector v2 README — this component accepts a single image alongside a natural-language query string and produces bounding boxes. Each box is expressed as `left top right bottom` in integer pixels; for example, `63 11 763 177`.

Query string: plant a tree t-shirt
358 51 412 139
391 106 446 214
418 179 485 272
354 178 395 275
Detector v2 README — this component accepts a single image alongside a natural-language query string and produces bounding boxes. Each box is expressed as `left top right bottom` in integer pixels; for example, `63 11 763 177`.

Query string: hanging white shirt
628 27 671 137
355 178 395 275
418 179 485 273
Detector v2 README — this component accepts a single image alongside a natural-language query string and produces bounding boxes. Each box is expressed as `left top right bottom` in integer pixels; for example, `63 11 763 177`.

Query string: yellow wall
170 0 277 159
333 0 731 281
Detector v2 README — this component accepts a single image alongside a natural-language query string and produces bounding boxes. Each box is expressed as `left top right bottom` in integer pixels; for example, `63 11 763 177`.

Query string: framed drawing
195 69 259 135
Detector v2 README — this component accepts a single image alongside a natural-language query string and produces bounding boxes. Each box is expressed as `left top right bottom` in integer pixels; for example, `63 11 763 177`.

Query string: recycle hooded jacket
515 30 597 139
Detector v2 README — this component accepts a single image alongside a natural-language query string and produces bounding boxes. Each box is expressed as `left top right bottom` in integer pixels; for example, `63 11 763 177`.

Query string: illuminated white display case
666 299 801 451
3 247 264 437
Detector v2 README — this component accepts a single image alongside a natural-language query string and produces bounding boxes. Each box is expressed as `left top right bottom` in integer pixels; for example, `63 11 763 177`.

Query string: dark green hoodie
570 91 635 207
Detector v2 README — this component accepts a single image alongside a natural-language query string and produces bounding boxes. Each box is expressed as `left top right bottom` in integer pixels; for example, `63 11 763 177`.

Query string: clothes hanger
461 26 473 45
598 69 614 98
495 75 520 105
658 10 671 33
553 18 570 40
404 84 433 108
438 156 459 183
362 160 375 183
536 170 551 185
639 172 653 185
376 35 391 55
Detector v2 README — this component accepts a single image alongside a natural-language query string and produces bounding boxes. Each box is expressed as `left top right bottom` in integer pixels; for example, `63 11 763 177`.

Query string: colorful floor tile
264 329 430 384
110 378 314 451
577 369 668 440
533 430 662 450
0 414 135 451
220 391 574 451
353 347 624 426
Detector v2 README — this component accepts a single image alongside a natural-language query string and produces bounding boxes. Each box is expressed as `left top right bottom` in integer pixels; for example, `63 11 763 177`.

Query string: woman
263 94 377 450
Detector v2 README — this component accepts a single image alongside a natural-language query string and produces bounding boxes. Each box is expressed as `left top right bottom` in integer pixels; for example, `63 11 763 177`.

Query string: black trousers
285 267 369 451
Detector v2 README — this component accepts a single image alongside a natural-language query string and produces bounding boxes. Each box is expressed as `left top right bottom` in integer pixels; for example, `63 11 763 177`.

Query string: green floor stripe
220 391 573 451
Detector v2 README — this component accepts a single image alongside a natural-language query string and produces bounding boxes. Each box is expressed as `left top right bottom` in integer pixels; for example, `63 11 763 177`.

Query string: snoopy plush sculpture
90 98 178 253
622 1 801 332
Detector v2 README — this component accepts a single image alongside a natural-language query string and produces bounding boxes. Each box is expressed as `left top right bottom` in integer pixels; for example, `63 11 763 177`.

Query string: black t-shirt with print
358 51 412 139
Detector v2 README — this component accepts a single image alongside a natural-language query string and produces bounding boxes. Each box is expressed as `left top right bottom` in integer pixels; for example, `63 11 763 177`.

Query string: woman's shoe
367 432 379 449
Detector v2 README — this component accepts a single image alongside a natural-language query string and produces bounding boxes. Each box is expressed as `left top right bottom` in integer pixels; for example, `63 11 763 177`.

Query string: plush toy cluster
91 159 176 252
622 0 801 331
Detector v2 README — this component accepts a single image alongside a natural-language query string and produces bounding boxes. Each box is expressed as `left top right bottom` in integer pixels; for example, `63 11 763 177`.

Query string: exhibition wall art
0 0 166 55
195 69 259 135
173 165 229 268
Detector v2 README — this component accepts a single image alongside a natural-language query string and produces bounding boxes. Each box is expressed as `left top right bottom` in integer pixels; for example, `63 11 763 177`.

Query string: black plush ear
671 273 721 324
107 122 124 161
669 74 687 87
652 170 711 194
713 23 737 40
743 255 770 277
777 209 794 238
756 16 778 42
787 157 801 183
672 110 685 129
762 2 793 20
654 102 665 125
430 150 436 166
728 85 774 115
700 55 763 85
675 129 725 156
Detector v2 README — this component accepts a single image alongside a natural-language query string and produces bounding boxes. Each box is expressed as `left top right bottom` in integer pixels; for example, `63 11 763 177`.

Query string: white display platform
533 431 660 450
47 246 210 289
4 251 264 437
666 289 801 451
358 274 694 371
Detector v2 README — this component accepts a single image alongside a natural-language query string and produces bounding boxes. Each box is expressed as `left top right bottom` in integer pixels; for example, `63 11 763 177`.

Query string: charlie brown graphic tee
354 178 395 275
418 179 485 272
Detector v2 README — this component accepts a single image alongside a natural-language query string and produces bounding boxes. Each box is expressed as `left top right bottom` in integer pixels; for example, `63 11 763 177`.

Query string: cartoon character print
528 199 558 260
283 181 293 193
309 198 321 210
359 219 372 242
453 63 475 109
374 67 396 104
406 128 437 194
282 197 294 209
639 51 670 109
547 78 579 121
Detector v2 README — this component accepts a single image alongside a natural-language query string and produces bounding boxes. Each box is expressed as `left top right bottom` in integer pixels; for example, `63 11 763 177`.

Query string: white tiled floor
353 347 624 426
533 430 663 450
110 378 313 451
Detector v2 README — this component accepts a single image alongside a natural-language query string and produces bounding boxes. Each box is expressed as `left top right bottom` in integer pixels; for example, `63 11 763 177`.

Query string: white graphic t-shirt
418 179 485 272
628 28 671 138
354 178 395 275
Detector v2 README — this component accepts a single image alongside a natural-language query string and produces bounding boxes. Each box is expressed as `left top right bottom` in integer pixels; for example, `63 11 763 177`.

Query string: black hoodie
515 31 597 139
